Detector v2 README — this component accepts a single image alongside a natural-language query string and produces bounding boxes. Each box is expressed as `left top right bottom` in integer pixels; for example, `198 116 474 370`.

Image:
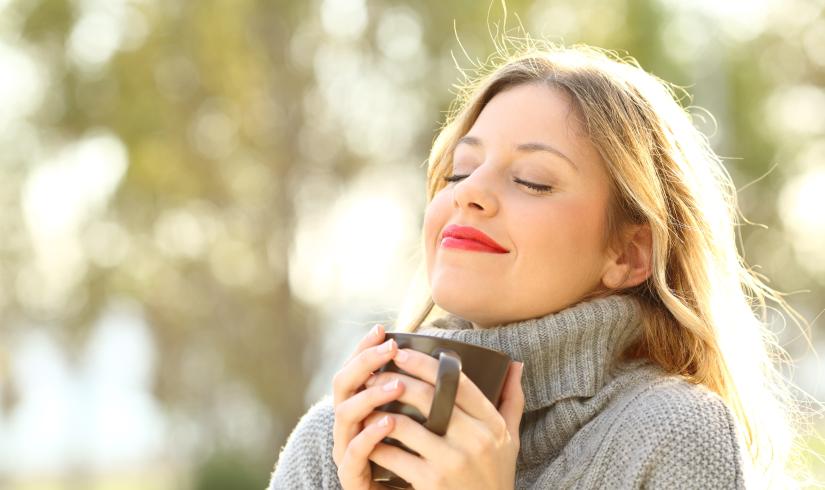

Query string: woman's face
423 83 615 328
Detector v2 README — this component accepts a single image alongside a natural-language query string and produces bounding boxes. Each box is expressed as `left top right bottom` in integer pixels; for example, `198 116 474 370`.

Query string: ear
601 223 653 290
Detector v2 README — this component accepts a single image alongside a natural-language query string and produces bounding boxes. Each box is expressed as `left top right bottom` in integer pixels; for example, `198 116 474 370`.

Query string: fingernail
378 415 390 427
382 379 399 391
518 362 525 378
370 324 383 339
394 349 408 363
377 339 394 353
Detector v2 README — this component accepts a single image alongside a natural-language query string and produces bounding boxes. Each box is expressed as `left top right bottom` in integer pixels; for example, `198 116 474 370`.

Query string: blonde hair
393 36 820 487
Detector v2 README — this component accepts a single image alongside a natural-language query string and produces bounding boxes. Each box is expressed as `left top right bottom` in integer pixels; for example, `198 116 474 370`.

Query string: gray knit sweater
268 295 747 489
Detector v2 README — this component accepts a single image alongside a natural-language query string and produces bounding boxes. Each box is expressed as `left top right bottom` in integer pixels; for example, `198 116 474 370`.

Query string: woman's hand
361 348 525 490
332 323 406 490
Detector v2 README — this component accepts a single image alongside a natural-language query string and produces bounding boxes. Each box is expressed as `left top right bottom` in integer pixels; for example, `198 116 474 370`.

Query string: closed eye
443 174 553 193
513 177 552 192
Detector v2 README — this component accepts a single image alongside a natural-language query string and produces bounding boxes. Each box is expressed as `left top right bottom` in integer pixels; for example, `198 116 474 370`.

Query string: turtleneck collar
415 295 644 412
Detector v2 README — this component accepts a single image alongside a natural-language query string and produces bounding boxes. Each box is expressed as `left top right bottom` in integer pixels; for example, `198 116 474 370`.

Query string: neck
416 294 644 411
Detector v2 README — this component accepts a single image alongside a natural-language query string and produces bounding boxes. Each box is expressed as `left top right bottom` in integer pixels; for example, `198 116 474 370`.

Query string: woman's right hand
332 324 405 490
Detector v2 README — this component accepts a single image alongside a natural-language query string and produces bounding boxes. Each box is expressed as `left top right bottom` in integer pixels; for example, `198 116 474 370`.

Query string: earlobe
602 265 630 289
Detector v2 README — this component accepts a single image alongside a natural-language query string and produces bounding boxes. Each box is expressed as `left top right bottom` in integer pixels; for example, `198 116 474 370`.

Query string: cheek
519 197 609 271
422 192 451 270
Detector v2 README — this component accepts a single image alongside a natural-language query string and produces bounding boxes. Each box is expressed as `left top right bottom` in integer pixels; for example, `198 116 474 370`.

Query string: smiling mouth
440 224 509 254
440 237 509 254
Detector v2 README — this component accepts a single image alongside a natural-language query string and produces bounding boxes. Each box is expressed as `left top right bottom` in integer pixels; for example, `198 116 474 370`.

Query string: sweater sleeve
268 394 343 490
597 380 746 489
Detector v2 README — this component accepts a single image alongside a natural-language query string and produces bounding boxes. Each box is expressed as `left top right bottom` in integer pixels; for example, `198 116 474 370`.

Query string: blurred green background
0 0 823 488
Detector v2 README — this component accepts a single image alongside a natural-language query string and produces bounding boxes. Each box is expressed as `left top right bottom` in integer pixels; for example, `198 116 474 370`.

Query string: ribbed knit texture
268 295 747 489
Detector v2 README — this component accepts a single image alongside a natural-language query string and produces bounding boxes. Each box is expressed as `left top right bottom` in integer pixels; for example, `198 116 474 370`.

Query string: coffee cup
370 332 513 489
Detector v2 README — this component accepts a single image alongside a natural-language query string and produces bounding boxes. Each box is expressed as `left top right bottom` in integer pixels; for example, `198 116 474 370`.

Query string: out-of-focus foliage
191 450 264 490
0 0 823 487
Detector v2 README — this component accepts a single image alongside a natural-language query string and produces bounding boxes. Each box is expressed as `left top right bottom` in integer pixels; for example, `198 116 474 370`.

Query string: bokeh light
0 0 823 488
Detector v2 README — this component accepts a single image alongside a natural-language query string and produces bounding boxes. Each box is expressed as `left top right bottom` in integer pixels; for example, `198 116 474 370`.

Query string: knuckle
344 438 362 462
430 467 450 488
337 450 350 473
453 449 470 469
337 452 354 480
474 432 494 455
333 400 352 422
493 417 507 439
352 352 370 372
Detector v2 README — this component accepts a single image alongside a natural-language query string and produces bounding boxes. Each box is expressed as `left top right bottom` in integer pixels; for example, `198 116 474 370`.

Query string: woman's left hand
362 348 525 490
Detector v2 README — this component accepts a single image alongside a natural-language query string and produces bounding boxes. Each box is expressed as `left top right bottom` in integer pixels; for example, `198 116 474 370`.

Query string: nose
451 166 500 216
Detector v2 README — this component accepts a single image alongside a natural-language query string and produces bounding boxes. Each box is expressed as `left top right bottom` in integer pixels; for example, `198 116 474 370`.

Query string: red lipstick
441 224 509 254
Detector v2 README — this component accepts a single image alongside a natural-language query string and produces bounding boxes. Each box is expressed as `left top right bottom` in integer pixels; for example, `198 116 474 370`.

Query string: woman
269 41 811 489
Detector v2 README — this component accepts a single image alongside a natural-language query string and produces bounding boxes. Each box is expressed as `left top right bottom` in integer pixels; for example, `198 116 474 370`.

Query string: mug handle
423 349 462 436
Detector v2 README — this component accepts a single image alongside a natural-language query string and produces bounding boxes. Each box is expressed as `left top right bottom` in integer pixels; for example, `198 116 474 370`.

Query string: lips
440 224 509 253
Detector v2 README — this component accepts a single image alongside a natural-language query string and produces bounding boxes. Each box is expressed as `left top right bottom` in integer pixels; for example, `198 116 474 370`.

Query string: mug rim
384 332 511 362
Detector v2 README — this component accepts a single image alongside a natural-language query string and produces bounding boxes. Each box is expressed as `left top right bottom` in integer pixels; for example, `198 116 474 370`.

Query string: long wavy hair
392 38 818 487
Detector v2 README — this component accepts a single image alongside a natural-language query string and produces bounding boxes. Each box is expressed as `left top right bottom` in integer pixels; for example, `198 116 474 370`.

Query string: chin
431 279 497 324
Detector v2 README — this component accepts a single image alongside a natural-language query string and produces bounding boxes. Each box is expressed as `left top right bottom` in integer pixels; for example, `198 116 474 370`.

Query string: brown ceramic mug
370 332 513 489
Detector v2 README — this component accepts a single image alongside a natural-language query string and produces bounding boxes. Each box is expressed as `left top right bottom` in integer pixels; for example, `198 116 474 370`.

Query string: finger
365 371 460 423
338 414 395 487
369 434 432 490
333 379 405 455
345 324 386 363
498 362 525 438
333 338 398 404
392 348 498 425
362 375 487 457
363 411 455 464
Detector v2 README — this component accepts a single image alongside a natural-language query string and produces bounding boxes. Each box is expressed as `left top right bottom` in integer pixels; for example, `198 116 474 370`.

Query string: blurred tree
192 449 268 490
1 0 822 485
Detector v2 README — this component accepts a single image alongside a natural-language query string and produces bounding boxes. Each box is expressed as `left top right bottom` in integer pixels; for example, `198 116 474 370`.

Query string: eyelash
443 174 553 193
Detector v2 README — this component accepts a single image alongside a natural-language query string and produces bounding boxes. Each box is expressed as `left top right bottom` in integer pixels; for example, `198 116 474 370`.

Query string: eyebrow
455 135 579 172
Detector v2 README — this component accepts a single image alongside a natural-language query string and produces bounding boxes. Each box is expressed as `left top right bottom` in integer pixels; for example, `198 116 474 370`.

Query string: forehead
462 83 596 161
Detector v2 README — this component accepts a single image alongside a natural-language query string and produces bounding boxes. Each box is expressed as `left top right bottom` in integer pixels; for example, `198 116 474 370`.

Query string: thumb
498 361 525 436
